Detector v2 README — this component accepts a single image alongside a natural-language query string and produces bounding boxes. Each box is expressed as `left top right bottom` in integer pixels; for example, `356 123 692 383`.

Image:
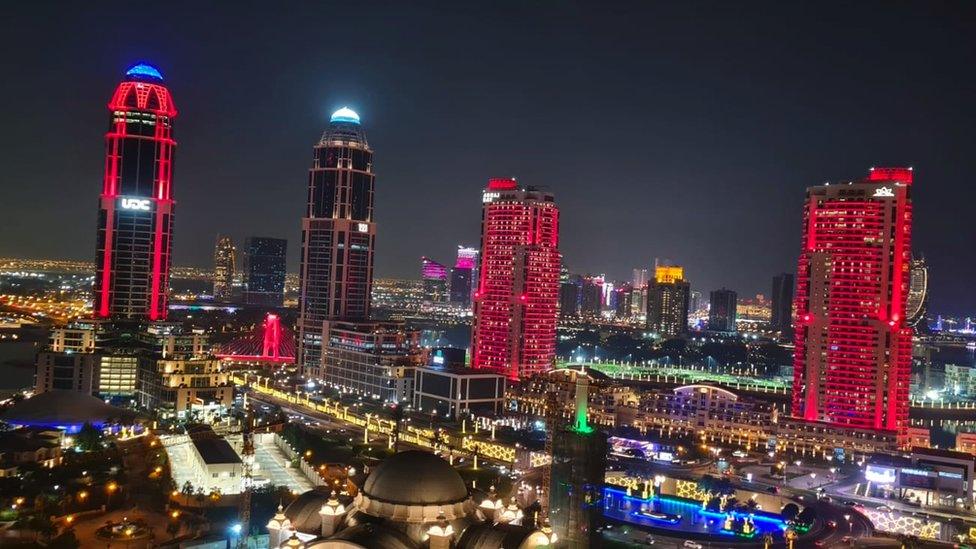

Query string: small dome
330 107 360 124
362 451 468 505
126 63 164 81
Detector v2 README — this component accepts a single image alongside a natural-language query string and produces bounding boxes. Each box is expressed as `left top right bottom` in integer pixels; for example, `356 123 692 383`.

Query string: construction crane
540 368 579 518
236 391 255 548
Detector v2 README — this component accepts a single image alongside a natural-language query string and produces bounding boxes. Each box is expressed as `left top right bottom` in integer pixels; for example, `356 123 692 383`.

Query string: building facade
471 178 561 380
791 168 914 444
34 352 100 395
708 288 738 332
93 64 177 321
297 108 375 378
242 237 287 306
771 273 794 333
449 246 479 307
321 320 419 403
412 367 507 419
212 235 236 302
421 257 449 304
138 357 233 416
646 265 690 338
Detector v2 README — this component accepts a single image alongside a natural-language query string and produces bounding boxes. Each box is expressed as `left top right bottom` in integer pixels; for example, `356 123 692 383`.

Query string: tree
796 507 816 526
75 423 103 452
389 404 404 453
48 527 80 549
780 503 800 523
697 475 716 496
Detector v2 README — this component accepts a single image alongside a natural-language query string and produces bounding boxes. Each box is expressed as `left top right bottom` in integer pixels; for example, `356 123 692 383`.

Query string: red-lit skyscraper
471 178 561 380
791 167 914 443
93 64 177 320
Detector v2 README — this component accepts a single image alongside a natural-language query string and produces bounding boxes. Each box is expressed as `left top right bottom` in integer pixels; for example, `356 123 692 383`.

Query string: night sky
1 2 975 315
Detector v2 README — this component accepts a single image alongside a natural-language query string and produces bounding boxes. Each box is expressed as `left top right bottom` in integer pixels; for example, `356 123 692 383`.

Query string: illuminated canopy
125 63 164 81
330 107 361 124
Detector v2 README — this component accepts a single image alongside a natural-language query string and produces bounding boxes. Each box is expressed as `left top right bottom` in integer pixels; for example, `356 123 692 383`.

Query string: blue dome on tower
330 107 360 124
126 63 164 81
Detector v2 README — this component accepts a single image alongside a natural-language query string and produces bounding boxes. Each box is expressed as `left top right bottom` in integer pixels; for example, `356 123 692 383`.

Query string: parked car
683 541 703 549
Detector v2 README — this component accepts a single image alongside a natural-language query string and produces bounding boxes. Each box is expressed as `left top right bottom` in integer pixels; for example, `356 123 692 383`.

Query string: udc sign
120 198 151 211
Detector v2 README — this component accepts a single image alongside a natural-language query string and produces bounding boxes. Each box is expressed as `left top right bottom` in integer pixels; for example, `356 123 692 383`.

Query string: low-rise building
187 426 243 494
0 428 63 476
34 351 100 395
321 320 420 403
412 366 506 419
138 357 233 416
865 447 976 509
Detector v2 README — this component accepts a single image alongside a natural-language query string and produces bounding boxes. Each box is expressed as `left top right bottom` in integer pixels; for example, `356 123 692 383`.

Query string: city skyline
2 3 976 315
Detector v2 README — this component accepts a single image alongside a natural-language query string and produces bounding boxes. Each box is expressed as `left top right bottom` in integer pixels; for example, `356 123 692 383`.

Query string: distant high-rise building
708 288 738 332
630 268 649 316
93 64 177 321
213 235 236 302
559 279 581 318
421 257 449 304
632 268 649 288
449 246 479 307
243 237 287 307
579 276 603 317
297 108 375 377
792 167 914 443
906 257 929 328
689 290 703 315
770 273 794 333
471 178 560 380
646 266 690 338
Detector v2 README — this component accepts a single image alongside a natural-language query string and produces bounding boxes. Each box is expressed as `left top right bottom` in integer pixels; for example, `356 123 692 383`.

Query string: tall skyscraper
559 277 581 318
708 288 738 332
579 276 603 317
630 267 649 317
421 257 449 304
213 235 236 302
791 167 914 442
770 273 794 332
471 178 561 380
242 237 287 306
93 64 177 321
298 108 375 377
646 265 690 338
449 246 479 307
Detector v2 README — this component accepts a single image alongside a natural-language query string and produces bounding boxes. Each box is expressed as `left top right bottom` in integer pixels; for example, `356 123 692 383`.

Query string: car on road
844 500 858 506
683 541 703 549
877 505 892 512
826 520 837 528
644 534 656 544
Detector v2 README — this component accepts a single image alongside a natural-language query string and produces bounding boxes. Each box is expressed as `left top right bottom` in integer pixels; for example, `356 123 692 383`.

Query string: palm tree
389 404 404 453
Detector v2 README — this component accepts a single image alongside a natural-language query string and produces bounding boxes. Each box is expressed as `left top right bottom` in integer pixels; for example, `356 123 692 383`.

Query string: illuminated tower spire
93 63 177 320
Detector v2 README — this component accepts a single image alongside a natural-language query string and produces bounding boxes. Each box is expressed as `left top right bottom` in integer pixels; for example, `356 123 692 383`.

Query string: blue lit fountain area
603 475 809 544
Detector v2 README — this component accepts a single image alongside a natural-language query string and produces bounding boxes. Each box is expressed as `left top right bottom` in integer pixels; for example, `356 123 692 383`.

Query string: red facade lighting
791 168 914 445
471 180 561 380
94 65 177 321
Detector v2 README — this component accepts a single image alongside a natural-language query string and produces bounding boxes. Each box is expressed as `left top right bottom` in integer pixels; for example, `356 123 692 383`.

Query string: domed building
268 451 551 549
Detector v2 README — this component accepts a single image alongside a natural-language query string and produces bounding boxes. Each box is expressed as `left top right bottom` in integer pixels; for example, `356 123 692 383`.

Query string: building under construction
548 373 608 548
